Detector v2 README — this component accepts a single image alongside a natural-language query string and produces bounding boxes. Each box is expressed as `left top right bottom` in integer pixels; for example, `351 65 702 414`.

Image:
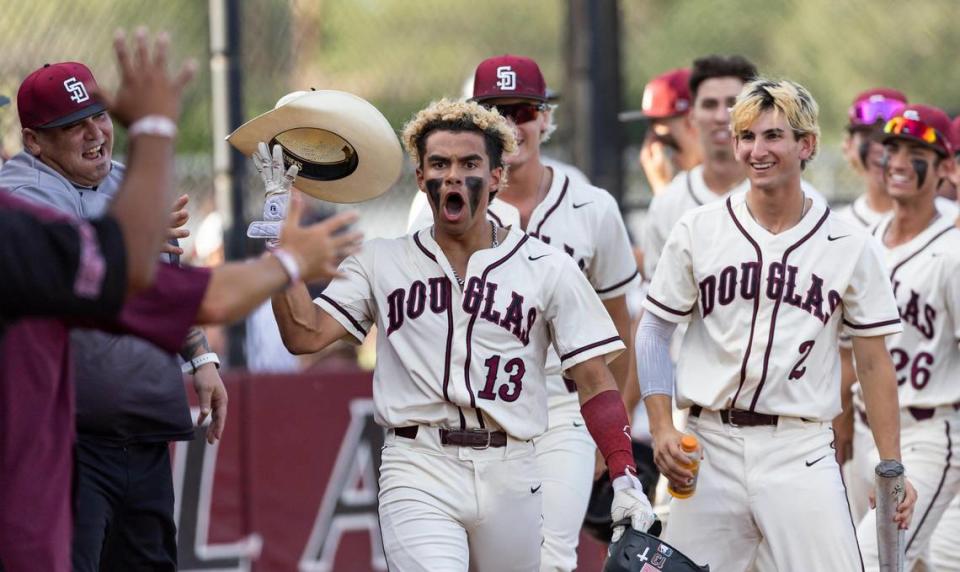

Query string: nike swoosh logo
805 455 827 467
528 254 550 261
827 235 850 241
572 201 592 209
531 484 542 493
572 421 584 427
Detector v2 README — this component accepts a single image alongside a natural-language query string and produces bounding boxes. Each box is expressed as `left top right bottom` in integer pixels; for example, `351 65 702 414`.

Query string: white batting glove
610 473 655 542
252 141 299 198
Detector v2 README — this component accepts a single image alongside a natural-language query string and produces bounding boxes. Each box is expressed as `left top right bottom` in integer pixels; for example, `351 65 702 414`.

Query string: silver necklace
446 221 499 288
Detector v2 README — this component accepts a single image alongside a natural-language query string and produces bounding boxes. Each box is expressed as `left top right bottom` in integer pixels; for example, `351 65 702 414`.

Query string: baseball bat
875 459 905 572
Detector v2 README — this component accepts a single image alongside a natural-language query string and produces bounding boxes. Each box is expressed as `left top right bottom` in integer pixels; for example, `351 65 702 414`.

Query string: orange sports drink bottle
667 435 700 499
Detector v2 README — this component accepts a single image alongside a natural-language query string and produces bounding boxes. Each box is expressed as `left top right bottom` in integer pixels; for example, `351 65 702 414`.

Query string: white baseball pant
663 410 862 571
856 414 960 571
378 427 543 572
533 394 596 572
928 495 960 571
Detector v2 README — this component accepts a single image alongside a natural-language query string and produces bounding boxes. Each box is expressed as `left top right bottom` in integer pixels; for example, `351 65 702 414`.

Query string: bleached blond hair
401 99 518 179
731 78 820 165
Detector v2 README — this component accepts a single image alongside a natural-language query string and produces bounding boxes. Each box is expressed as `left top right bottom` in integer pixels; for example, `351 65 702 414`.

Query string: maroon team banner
176 366 607 571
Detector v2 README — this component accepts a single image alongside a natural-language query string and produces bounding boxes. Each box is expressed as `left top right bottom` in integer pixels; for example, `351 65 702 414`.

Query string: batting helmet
583 441 659 543
604 520 710 572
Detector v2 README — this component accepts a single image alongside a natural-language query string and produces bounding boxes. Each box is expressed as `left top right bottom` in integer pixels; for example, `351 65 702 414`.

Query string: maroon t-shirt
0 194 211 572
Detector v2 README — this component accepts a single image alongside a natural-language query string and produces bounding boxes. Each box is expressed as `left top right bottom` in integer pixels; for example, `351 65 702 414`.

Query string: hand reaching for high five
95 27 197 128
278 192 364 283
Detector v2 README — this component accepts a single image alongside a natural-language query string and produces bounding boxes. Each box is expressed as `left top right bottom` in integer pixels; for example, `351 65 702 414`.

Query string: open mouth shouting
442 190 467 223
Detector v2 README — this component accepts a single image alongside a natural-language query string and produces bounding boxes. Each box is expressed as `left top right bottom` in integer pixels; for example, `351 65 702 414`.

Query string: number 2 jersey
870 214 960 408
643 192 902 421
315 227 625 440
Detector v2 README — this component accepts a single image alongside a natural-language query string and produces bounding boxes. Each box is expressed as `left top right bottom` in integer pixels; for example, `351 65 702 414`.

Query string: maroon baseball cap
847 87 907 130
17 62 105 129
640 68 691 119
881 104 954 157
472 55 547 103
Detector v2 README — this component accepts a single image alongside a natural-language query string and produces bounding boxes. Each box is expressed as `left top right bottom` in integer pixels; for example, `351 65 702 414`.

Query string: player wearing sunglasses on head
840 103 960 572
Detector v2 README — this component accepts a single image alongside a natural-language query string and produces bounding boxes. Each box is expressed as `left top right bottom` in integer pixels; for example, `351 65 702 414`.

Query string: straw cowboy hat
227 90 402 203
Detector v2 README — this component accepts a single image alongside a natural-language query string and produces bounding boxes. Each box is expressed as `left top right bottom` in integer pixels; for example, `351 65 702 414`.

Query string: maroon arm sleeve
581 389 637 481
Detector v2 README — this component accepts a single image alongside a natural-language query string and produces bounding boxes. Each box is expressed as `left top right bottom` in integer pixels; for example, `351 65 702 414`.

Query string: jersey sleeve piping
645 294 694 317
595 269 640 296
559 335 625 372
316 293 367 342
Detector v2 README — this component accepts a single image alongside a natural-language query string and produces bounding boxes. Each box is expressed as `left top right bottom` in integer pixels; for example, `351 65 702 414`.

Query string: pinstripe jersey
315 226 625 440
643 192 902 421
409 166 639 399
870 214 960 408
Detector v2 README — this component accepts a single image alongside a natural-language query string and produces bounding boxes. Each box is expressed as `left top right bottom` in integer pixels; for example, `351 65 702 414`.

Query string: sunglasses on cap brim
849 98 906 128
883 116 947 151
482 102 547 124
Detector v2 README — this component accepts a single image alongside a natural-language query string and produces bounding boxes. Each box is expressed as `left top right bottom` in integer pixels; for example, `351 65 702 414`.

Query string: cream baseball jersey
837 194 958 228
643 193 902 420
870 214 960 408
409 168 639 397
315 227 625 440
641 165 826 279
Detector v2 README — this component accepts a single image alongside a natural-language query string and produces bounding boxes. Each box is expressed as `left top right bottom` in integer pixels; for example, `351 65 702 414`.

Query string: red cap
851 87 907 108
472 55 547 103
17 62 105 129
882 104 954 157
952 116 960 156
640 68 691 119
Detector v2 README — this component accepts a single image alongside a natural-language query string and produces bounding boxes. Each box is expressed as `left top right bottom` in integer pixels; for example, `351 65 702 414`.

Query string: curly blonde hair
730 78 820 167
401 98 517 177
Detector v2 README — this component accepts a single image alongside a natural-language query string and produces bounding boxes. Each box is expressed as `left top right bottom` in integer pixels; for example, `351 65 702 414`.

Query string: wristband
270 247 301 284
128 115 177 139
181 352 220 374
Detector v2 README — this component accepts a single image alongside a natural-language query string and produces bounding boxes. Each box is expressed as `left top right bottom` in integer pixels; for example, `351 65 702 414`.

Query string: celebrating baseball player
637 77 918 570
407 55 641 571
840 103 960 571
271 98 652 571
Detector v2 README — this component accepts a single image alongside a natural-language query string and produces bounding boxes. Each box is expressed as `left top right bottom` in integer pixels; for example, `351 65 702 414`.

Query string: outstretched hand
95 27 196 128
278 191 363 283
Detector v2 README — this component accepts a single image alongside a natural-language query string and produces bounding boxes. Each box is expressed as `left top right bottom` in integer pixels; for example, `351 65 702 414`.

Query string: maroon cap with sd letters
472 55 547 103
17 62 105 129
881 104 954 157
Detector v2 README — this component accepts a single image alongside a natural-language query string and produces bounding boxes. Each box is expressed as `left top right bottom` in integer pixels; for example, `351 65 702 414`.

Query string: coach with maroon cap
627 68 701 193
0 60 227 571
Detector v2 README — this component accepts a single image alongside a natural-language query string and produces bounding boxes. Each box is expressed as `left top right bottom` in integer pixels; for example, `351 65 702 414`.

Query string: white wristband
128 115 177 139
181 352 220 374
271 247 301 284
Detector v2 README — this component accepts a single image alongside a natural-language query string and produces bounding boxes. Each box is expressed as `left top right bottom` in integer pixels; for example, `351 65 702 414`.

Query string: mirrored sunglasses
483 102 546 124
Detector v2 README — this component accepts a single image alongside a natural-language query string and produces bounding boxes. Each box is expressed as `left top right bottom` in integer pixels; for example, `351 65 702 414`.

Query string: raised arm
271 282 350 354
195 194 361 327
102 29 195 292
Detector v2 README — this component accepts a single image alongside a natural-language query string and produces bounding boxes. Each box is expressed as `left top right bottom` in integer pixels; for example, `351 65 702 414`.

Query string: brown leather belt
690 405 779 427
394 426 508 448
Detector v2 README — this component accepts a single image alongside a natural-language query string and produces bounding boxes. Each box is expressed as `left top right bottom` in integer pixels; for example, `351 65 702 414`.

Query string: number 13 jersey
643 193 901 421
316 227 624 440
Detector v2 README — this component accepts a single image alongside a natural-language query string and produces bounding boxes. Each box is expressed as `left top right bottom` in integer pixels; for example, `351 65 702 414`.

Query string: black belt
394 426 508 448
690 405 779 427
